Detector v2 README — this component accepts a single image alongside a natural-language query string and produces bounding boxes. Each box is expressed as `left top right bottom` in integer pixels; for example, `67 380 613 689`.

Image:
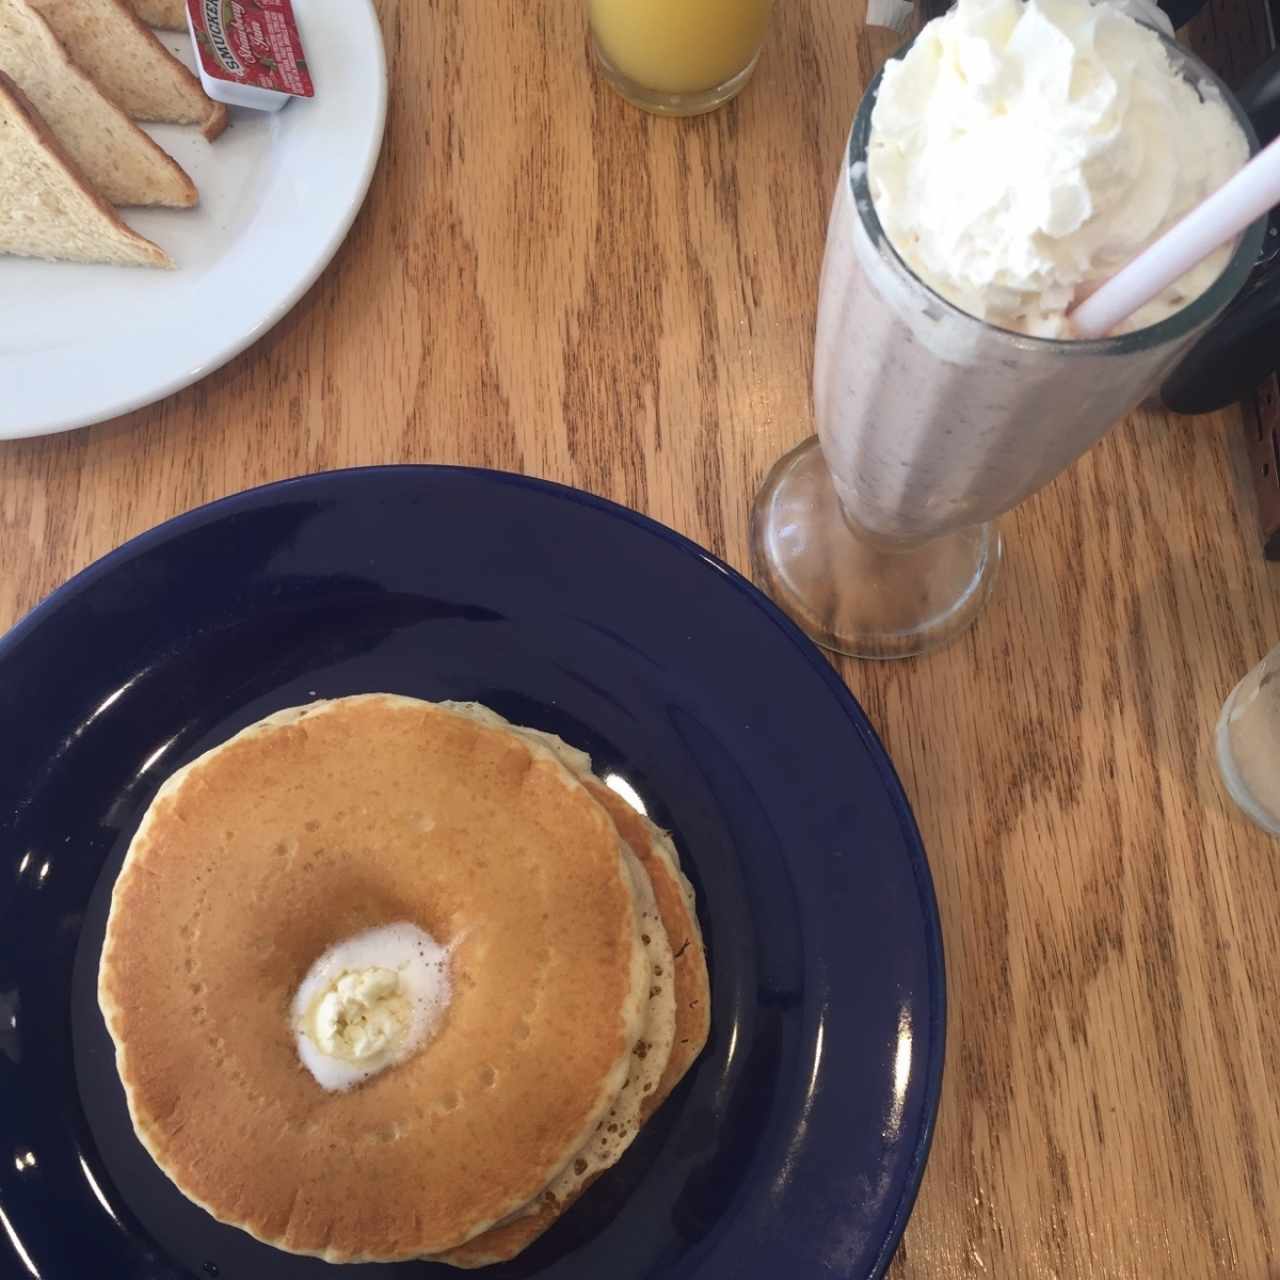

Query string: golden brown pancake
440 708 709 1093
441 707 709 1095
436 719 711 1269
98 695 650 1262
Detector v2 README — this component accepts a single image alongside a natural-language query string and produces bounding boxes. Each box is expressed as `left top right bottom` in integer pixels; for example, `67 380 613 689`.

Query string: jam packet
186 0 315 112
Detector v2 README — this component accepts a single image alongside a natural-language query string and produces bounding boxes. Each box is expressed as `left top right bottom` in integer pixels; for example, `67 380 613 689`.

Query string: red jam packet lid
186 0 314 111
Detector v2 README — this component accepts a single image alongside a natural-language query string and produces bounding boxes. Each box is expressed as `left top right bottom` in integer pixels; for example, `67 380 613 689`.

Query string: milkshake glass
750 35 1265 659
1217 643 1280 836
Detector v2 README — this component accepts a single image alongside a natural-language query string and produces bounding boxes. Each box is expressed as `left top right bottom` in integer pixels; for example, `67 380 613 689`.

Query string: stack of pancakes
98 693 710 1266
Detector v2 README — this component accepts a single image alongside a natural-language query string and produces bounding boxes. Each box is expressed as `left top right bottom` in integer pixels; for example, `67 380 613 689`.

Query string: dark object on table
1159 0 1208 23
1243 378 1280 559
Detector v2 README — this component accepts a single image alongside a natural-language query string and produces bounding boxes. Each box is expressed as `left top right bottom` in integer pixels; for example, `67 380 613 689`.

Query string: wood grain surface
4 1 1280 1277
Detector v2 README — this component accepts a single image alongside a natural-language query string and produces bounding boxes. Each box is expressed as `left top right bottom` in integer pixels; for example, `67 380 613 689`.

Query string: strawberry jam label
187 0 315 98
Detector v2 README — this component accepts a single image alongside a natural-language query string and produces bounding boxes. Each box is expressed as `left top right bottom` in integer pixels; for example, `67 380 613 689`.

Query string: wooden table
4 2 1280 1276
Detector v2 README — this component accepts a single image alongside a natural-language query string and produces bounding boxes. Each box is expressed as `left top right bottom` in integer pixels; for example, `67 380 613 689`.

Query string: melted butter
291 924 451 1091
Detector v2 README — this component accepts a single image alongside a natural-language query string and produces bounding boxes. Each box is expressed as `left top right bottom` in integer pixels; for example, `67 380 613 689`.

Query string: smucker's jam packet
186 0 315 111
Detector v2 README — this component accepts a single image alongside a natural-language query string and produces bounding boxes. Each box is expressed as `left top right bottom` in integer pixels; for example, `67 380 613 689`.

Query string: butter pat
185 0 314 113
312 967 409 1061
292 923 451 1092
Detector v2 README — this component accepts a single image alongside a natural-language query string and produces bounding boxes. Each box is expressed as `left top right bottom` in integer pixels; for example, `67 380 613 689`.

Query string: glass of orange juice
588 0 774 116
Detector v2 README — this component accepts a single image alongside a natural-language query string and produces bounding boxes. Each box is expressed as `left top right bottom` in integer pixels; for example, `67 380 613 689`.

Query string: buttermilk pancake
434 708 711 1268
472 710 710 1093
98 694 652 1262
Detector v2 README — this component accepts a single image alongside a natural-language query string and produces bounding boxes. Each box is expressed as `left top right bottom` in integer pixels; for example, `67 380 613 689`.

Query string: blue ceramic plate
0 467 944 1280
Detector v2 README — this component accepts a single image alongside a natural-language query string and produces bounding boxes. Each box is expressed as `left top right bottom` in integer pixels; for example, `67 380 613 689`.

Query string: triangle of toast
0 69 171 266
29 0 227 139
0 0 196 206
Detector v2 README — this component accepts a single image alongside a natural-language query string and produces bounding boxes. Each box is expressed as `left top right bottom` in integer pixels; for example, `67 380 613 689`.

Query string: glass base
750 437 1003 660
1216 679 1280 836
590 32 761 116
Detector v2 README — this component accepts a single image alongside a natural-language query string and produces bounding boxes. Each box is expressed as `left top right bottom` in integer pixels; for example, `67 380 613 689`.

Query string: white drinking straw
1069 135 1280 340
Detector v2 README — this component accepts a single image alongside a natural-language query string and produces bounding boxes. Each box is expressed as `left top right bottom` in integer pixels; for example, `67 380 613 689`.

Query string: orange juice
589 0 773 96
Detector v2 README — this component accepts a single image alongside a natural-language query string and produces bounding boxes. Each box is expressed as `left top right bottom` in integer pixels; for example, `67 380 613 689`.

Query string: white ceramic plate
0 0 387 440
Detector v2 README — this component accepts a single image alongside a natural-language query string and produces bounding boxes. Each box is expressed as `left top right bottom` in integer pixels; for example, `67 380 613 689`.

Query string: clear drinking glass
1217 643 1280 836
750 36 1265 659
588 0 773 116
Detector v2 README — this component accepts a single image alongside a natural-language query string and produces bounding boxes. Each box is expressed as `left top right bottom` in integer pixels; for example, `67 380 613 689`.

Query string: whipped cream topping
867 0 1249 337
292 923 451 1092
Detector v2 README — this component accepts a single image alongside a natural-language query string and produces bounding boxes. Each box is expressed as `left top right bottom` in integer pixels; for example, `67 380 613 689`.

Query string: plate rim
0 464 946 1279
0 0 388 442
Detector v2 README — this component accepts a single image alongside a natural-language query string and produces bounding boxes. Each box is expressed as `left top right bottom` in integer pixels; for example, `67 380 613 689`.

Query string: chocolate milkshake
752 0 1263 657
